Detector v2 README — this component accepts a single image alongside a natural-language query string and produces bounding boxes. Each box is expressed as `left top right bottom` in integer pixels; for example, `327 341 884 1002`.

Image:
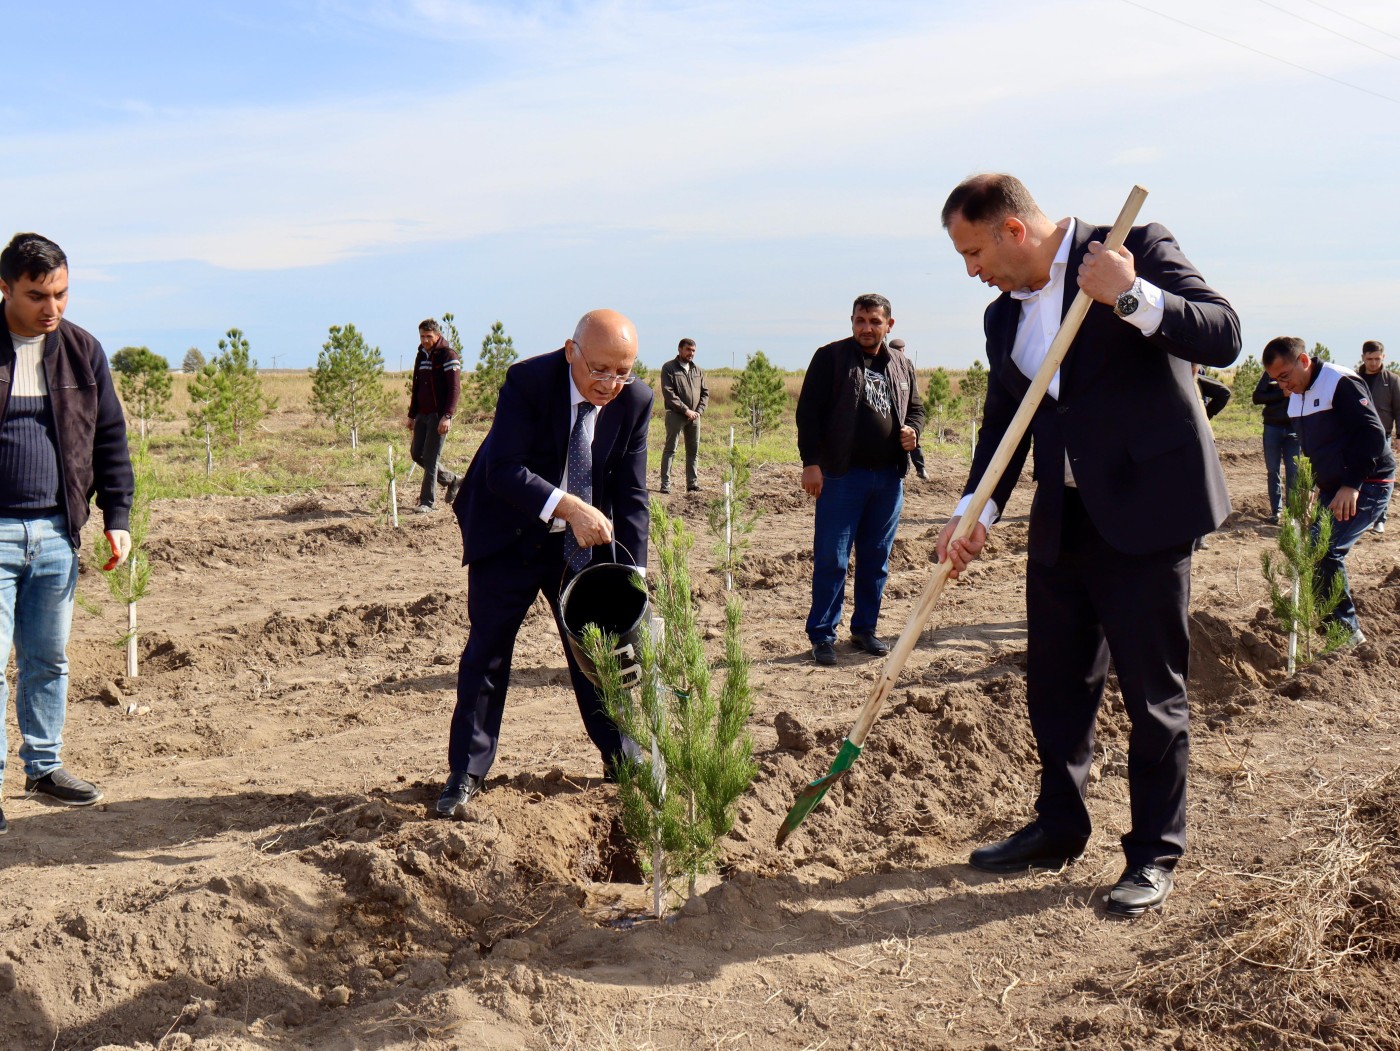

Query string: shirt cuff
1120 278 1165 337
541 488 565 523
953 494 999 530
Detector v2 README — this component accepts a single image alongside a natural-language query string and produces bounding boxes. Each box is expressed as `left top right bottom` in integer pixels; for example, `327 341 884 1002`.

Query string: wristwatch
1114 278 1143 319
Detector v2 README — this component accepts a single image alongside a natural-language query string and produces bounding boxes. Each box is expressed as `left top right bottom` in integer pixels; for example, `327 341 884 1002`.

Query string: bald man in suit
439 309 651 818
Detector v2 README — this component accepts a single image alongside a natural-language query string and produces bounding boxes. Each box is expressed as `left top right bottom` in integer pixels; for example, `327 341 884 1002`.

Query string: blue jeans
1314 482 1391 634
0 515 78 793
806 466 903 643
1263 423 1301 517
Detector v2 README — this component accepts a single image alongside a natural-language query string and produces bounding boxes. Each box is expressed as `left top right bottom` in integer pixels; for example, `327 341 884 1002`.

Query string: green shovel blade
774 738 863 847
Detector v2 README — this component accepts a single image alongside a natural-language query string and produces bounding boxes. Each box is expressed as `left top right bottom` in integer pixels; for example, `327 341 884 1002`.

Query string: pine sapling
705 431 760 591
586 503 757 916
1261 454 1348 666
94 440 153 676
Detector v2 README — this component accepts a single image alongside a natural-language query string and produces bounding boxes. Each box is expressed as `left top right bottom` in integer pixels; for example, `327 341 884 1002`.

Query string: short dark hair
1262 336 1307 367
678 338 696 351
852 293 892 318
419 319 440 334
1363 340 1385 355
0 233 67 286
941 173 1042 230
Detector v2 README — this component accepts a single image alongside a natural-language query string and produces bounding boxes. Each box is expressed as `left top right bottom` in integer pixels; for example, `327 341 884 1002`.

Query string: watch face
1116 292 1140 316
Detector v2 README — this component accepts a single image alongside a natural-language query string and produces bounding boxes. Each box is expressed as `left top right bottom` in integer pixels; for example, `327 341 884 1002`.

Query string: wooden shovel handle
845 184 1149 749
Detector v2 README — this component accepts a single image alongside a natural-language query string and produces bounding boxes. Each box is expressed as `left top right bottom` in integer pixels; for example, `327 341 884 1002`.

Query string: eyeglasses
574 344 637 385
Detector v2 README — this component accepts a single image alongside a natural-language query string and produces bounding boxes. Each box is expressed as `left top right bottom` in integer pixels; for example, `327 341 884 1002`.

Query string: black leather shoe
26 768 103 806
687 485 703 492
435 772 483 820
1104 863 1174 917
811 641 837 666
969 823 1087 873
850 631 890 657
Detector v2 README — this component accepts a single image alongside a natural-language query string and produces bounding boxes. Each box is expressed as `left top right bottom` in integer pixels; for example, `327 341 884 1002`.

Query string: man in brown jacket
658 338 709 493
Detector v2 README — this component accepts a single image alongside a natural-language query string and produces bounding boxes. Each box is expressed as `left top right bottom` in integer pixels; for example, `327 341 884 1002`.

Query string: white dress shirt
540 374 598 529
955 218 1165 530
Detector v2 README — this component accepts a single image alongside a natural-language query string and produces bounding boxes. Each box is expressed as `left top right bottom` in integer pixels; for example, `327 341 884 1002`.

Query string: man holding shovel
936 174 1238 917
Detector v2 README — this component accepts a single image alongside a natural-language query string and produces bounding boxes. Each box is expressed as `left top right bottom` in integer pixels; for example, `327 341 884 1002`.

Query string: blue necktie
563 402 595 574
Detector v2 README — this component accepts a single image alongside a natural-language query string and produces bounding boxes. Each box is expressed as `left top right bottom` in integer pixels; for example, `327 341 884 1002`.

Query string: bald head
573 309 636 352
566 308 640 407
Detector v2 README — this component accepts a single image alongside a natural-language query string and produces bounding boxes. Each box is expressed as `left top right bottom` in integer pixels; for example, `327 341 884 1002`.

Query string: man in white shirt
935 174 1239 917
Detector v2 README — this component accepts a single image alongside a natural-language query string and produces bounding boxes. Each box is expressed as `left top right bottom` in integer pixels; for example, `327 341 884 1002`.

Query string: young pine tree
468 321 517 418
1231 355 1263 404
310 323 393 450
1261 454 1349 665
706 436 760 591
213 328 276 444
114 348 173 440
731 351 788 445
93 441 154 677
585 503 758 915
186 361 228 476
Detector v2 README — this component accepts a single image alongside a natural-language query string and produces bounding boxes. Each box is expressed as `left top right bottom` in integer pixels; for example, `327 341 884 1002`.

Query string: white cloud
2 0 1398 279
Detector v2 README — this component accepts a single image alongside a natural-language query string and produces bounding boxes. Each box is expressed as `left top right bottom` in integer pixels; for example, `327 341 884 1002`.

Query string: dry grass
1129 768 1400 1049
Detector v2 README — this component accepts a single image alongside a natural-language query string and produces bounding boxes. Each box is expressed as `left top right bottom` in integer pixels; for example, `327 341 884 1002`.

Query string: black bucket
560 562 653 688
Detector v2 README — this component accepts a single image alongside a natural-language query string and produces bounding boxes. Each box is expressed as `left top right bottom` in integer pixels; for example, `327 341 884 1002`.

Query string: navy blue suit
965 221 1239 868
450 348 651 777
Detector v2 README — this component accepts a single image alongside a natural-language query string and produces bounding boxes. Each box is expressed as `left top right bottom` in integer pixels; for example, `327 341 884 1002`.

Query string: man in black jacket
0 233 133 833
1264 336 1393 644
1253 370 1300 523
796 294 923 666
936 174 1239 918
1358 341 1400 533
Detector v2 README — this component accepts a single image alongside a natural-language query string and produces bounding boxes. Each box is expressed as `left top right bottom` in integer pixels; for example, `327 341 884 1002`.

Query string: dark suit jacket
453 348 652 569
966 220 1239 564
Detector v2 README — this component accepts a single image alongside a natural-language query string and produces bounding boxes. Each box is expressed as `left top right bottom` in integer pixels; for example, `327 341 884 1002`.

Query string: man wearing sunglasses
439 309 651 818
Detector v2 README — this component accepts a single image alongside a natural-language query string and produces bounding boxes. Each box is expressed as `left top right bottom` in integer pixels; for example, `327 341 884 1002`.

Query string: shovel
775 184 1150 847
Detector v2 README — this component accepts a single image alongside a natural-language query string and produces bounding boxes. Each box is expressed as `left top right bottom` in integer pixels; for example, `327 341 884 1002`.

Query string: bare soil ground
3 436 1400 1051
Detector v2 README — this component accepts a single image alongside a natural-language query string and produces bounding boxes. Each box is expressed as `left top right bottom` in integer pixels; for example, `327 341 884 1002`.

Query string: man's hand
899 425 918 451
437 416 452 436
406 415 415 430
801 465 823 499
935 515 987 579
685 409 699 421
557 495 614 548
1077 241 1136 306
102 530 132 571
1329 486 1361 522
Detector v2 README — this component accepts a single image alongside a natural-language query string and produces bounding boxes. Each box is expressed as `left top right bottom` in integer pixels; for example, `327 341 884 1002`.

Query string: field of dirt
3 435 1400 1051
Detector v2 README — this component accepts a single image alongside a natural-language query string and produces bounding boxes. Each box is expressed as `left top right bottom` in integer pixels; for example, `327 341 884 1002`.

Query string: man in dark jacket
1264 336 1394 645
441 310 650 819
936 174 1239 918
796 294 923 666
406 319 462 513
658 338 709 493
1253 369 1300 523
1358 341 1400 533
0 233 133 832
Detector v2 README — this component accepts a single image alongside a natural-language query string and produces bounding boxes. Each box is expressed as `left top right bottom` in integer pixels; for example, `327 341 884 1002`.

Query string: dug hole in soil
3 437 1400 1050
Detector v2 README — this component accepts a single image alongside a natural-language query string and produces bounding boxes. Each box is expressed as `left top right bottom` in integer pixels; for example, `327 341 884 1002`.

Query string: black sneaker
26 768 103 806
811 641 837 666
0 807 8 835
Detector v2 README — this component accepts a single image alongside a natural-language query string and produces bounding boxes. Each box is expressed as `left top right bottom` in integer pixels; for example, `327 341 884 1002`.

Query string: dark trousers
1026 489 1192 869
660 410 700 490
1314 481 1391 634
1262 423 1301 518
410 414 457 508
449 532 627 777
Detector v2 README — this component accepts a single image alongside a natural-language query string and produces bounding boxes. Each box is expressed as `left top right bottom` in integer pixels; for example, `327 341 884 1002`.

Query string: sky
5 0 1399 372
